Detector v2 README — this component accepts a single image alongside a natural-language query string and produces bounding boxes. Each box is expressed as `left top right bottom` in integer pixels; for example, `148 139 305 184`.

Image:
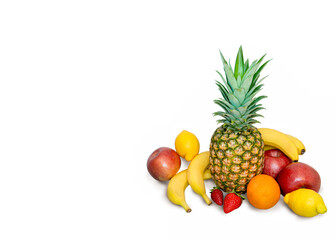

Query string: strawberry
223 192 244 213
210 187 223 205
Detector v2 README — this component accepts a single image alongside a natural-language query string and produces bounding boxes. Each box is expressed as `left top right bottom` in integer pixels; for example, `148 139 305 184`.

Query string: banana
203 168 212 180
187 151 212 205
167 168 212 213
167 170 192 213
258 128 299 161
264 145 277 151
286 134 306 155
263 135 306 156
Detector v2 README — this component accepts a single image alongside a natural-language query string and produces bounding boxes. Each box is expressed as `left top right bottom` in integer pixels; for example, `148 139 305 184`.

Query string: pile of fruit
147 47 327 218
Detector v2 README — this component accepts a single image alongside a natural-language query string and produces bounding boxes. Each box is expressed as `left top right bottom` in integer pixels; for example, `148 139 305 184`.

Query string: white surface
0 0 335 239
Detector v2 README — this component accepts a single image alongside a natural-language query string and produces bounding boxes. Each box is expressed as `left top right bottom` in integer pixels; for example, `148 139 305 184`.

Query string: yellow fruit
167 168 213 213
284 189 327 217
258 128 299 161
203 168 212 180
187 151 212 205
286 134 306 155
175 130 200 161
264 145 277 151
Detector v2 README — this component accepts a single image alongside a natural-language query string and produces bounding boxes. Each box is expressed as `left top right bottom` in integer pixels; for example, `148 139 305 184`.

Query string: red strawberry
210 187 223 205
223 192 244 213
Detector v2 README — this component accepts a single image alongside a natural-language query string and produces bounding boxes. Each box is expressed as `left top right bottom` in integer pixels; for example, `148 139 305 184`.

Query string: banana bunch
167 151 212 212
259 128 306 161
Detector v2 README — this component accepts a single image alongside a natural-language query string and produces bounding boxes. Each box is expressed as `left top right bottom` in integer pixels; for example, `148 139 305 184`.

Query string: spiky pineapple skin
209 124 264 193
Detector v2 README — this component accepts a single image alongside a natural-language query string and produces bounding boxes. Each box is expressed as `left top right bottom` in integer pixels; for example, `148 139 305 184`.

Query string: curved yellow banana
264 136 305 156
167 170 191 213
203 168 212 180
187 151 212 205
286 134 306 155
258 128 299 161
167 169 212 213
264 145 277 151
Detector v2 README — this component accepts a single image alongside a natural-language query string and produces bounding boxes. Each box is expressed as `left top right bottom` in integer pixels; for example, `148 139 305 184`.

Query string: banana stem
181 202 192 213
202 194 212 205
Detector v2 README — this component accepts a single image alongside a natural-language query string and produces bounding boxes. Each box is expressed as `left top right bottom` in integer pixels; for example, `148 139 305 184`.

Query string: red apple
276 162 321 195
147 147 181 181
262 149 292 179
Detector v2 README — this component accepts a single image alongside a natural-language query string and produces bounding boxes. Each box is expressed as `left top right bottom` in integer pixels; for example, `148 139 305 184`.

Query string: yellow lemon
175 130 200 161
284 189 327 217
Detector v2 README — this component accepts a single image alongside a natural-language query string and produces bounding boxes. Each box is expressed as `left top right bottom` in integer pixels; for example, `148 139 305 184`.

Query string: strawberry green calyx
229 189 246 200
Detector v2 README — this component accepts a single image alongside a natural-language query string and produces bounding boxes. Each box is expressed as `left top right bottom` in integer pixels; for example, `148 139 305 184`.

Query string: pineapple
209 46 270 193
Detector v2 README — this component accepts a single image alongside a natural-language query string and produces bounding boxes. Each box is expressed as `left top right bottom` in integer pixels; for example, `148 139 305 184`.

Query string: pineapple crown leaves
214 46 271 129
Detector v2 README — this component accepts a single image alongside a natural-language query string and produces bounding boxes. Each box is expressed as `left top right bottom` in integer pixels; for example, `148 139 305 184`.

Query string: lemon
284 188 327 217
175 130 200 161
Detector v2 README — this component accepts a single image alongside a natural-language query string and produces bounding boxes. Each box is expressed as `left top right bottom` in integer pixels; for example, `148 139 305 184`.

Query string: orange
246 174 280 209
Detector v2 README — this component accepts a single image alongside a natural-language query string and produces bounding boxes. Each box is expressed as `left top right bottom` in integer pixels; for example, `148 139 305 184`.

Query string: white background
0 0 335 239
